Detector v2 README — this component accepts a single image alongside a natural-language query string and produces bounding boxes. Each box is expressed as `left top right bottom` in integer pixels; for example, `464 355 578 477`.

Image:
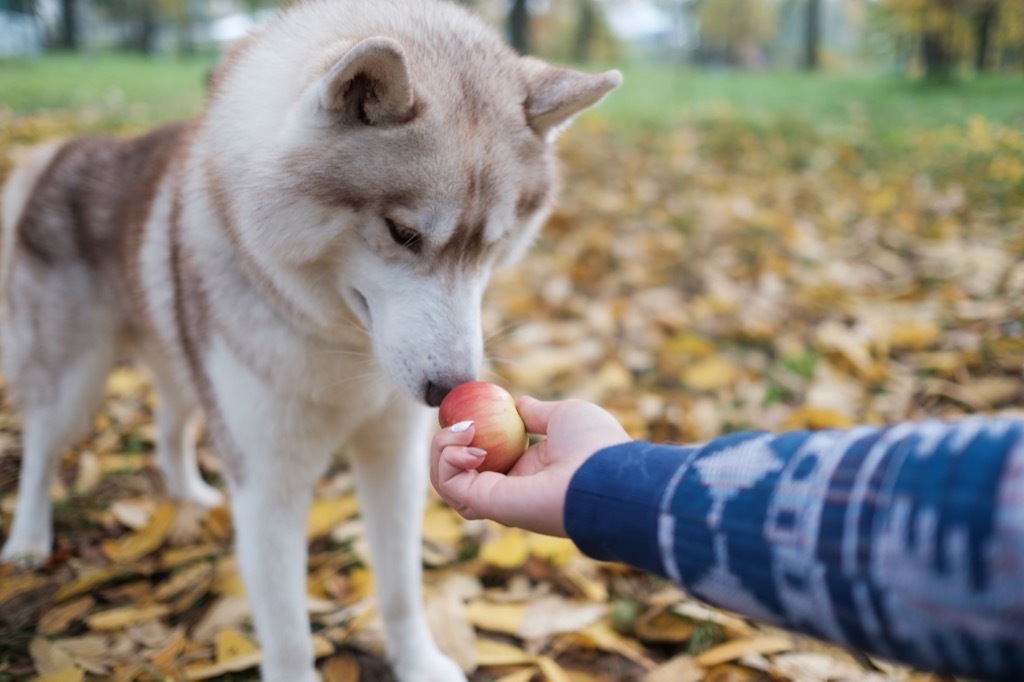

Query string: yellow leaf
680 357 740 391
694 635 792 667
492 670 537 682
106 367 146 397
211 566 246 597
307 495 360 540
154 562 214 602
528 534 577 566
37 596 95 635
161 543 222 569
475 638 535 667
644 654 704 682
784 406 855 430
575 622 655 669
634 607 696 643
32 670 84 682
102 502 177 563
479 527 530 569
537 656 572 682
149 628 187 673
86 604 171 631
422 505 464 546
889 321 940 351
465 600 527 635
660 332 717 359
322 654 361 682
29 638 76 676
313 635 335 659
0 574 48 604
54 563 154 602
215 628 259 663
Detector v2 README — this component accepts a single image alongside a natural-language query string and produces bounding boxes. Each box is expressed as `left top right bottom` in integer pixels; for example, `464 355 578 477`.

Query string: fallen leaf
109 498 155 530
480 527 531 569
634 606 696 643
321 653 361 682
29 637 76 676
476 638 535 667
518 596 607 641
537 655 572 682
771 651 866 680
215 628 258 663
465 600 527 635
644 654 704 682
33 670 84 682
101 503 177 563
492 670 537 682
54 564 155 603
86 604 171 631
426 590 477 673
694 635 792 667
307 495 360 540
0 573 49 604
37 597 96 635
681 356 741 391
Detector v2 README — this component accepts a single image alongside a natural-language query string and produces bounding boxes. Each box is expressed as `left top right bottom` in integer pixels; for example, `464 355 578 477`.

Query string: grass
3 52 1023 135
591 62 1024 133
0 52 214 123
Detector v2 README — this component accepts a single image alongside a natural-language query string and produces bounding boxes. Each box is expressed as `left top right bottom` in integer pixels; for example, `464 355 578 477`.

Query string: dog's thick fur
0 0 619 678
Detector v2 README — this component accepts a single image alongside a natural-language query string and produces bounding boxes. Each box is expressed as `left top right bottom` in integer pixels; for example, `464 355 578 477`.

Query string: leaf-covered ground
1 85 1023 682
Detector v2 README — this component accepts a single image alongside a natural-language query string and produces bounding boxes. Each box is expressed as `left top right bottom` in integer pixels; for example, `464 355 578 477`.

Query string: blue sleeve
564 418 1024 681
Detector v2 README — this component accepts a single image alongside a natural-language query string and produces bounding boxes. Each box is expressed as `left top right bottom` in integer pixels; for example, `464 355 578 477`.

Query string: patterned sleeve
563 418 1024 681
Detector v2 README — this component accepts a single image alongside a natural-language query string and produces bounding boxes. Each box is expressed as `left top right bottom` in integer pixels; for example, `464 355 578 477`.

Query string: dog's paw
392 651 467 682
1 534 52 568
175 480 225 509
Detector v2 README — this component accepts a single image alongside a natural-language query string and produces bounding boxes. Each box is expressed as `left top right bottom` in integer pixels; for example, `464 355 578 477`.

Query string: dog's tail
1 139 66 289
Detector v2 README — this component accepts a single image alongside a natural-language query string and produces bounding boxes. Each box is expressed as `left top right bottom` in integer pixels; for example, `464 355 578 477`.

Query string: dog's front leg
230 461 319 681
349 400 468 682
208 349 334 682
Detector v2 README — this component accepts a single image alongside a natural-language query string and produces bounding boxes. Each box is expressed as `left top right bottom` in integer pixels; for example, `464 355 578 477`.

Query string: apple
438 381 529 473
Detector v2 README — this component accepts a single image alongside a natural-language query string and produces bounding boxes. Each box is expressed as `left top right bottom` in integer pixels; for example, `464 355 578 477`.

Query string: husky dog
0 0 619 679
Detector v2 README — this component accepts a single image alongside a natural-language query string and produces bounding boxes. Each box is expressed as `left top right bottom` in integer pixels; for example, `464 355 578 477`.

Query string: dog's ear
318 37 415 126
521 58 622 138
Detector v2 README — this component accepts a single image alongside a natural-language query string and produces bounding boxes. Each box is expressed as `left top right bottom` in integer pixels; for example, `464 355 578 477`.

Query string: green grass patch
0 52 215 123
590 63 1024 134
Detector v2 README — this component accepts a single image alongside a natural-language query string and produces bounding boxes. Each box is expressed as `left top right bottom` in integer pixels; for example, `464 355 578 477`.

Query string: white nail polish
450 420 473 433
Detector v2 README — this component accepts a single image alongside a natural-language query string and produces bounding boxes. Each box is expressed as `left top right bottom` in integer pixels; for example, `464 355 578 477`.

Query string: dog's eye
386 219 422 253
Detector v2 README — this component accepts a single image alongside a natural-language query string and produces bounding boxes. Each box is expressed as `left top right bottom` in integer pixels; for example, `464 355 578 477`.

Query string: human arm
565 418 1024 681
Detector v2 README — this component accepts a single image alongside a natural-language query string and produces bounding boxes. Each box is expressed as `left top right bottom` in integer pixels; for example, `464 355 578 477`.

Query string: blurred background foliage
2 0 1024 78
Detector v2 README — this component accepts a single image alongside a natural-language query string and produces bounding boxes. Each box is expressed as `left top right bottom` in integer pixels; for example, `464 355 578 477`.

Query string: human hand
430 396 632 537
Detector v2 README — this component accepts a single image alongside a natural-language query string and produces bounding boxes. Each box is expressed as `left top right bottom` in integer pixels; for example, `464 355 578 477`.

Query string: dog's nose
425 381 453 408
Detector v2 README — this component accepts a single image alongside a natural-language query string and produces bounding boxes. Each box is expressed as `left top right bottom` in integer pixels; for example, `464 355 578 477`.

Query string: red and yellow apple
438 381 529 473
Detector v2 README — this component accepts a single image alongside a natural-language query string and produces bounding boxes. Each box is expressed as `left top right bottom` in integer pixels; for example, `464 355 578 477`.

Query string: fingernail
450 420 473 433
467 447 487 457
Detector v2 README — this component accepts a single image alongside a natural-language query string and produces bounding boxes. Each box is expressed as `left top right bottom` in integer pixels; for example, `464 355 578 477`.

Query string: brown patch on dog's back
14 125 188 274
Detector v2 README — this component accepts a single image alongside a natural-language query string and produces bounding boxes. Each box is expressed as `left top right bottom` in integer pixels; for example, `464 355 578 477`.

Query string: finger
443 468 566 537
431 422 475 491
514 396 561 436
439 445 487 482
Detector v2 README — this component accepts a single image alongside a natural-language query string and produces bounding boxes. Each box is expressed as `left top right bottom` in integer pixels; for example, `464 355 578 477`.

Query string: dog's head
204 2 620 406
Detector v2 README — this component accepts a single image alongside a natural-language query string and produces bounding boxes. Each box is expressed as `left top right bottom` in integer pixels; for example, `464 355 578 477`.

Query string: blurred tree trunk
973 1 997 72
131 0 157 55
573 0 596 63
921 30 953 80
802 0 820 69
508 0 530 54
59 0 79 49
919 1 955 81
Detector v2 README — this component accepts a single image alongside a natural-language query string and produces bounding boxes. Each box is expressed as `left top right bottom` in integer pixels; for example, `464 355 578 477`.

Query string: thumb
515 396 559 436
